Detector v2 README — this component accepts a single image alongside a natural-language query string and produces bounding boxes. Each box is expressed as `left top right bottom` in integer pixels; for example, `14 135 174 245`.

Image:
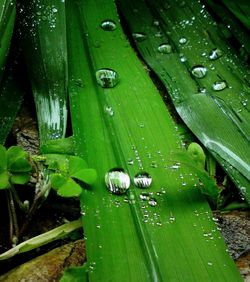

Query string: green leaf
0 170 9 189
10 173 30 185
68 156 88 175
50 173 67 190
57 178 82 198
9 158 32 173
0 144 7 169
60 266 88 282
71 168 97 185
67 0 242 280
44 154 70 172
20 0 68 145
187 142 206 170
7 146 28 167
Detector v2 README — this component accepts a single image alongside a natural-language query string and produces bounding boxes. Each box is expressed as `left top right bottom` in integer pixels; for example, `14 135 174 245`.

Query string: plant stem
6 190 19 246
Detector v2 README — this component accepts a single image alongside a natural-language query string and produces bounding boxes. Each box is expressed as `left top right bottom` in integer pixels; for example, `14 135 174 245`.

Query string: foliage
0 144 32 189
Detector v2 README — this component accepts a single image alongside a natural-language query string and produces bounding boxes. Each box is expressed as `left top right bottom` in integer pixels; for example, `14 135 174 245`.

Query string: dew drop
179 37 187 44
198 86 206 94
191 65 207 78
96 68 119 88
148 198 158 207
153 19 160 26
101 20 117 31
140 192 151 201
104 106 114 116
209 48 223 60
134 172 152 188
158 43 172 54
132 32 147 42
127 159 134 165
105 168 130 195
212 80 227 91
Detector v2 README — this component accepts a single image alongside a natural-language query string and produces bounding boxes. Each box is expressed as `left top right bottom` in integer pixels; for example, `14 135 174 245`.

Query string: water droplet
153 19 160 26
179 37 187 44
179 53 187 62
212 80 227 91
148 198 158 207
209 48 222 60
191 65 207 78
96 68 119 88
52 8 58 13
127 159 134 165
158 43 172 54
132 32 147 42
101 20 117 31
198 87 206 94
105 168 130 194
140 192 151 201
104 106 114 116
134 172 152 188
207 262 213 266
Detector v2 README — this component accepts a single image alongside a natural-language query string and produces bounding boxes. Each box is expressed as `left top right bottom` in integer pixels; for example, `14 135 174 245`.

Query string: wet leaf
71 168 97 185
68 156 88 175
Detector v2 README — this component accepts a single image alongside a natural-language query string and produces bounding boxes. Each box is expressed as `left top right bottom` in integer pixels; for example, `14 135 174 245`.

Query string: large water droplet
179 37 187 44
132 32 147 42
158 43 172 54
209 48 222 60
105 168 130 195
96 68 119 88
191 65 207 78
101 20 117 31
212 80 227 91
134 172 152 188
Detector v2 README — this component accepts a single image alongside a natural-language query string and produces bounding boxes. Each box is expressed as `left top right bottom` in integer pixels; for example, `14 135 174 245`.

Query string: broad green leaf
10 173 30 185
67 0 242 280
71 168 97 185
19 0 68 145
44 154 69 172
0 144 7 169
0 170 9 189
9 158 32 173
60 266 88 282
7 146 28 167
50 173 67 190
57 178 82 198
117 0 250 202
68 156 88 176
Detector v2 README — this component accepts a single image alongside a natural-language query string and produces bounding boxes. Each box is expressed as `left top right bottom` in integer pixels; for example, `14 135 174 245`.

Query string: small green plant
0 144 32 189
44 153 97 197
0 143 97 247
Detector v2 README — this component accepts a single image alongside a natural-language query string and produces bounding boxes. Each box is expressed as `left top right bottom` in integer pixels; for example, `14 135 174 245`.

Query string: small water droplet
134 172 152 188
96 68 119 88
150 161 158 168
198 86 206 94
101 20 117 31
127 159 134 165
179 37 187 44
140 192 151 201
132 32 147 42
52 8 58 13
209 48 223 60
158 43 172 54
153 19 160 26
148 198 158 207
105 168 130 194
191 65 207 78
179 53 187 62
212 80 227 91
207 262 213 266
104 106 114 116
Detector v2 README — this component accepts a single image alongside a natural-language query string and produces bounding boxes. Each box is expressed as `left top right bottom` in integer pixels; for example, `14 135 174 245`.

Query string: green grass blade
67 0 242 280
0 0 16 83
117 0 250 202
18 1 68 145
